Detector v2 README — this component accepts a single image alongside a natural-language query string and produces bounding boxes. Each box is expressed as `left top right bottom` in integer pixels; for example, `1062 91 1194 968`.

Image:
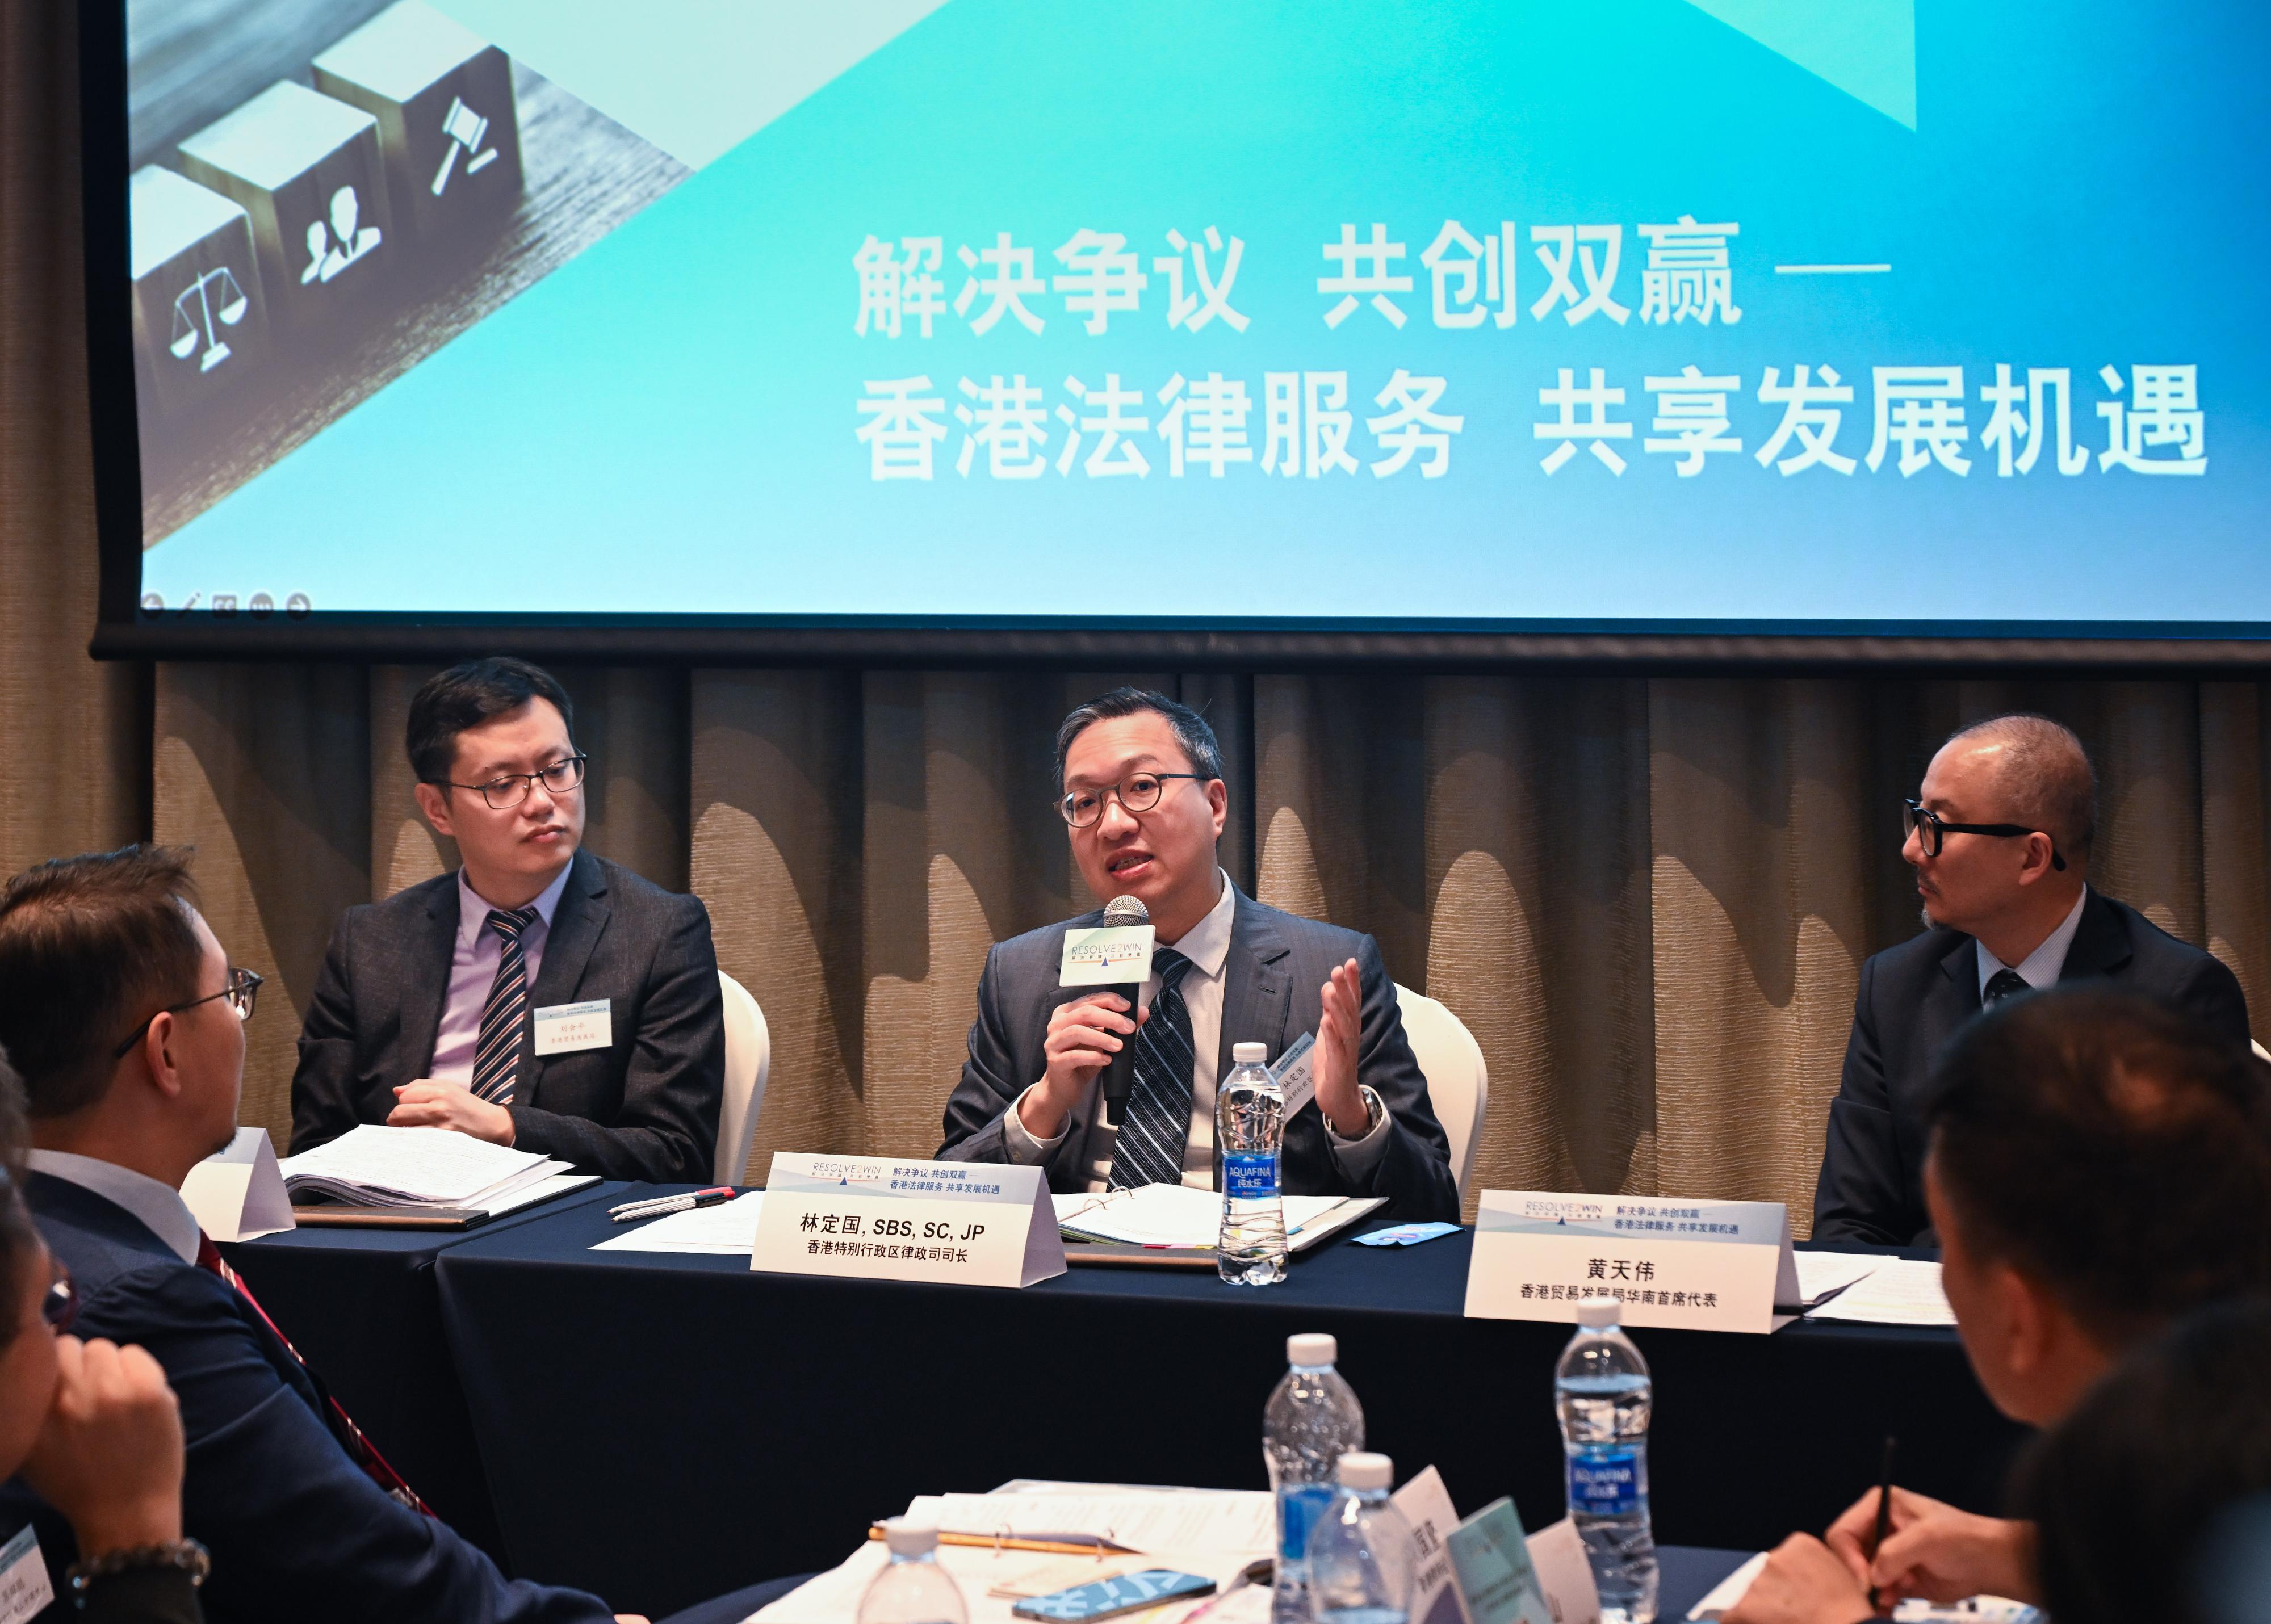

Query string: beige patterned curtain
10 7 2267 1229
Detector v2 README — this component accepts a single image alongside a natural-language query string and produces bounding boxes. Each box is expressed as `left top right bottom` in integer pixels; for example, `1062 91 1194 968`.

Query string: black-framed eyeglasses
108 967 264 1060
42 1260 76 1335
434 754 588 811
1903 799 2065 871
1060 772 1207 828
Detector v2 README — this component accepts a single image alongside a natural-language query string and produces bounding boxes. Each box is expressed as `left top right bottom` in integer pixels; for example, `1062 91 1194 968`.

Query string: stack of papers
1788 1251 1884 1309
278 1125 557 1209
593 1191 767 1254
1053 1185 1379 1252
1803 1257 1956 1325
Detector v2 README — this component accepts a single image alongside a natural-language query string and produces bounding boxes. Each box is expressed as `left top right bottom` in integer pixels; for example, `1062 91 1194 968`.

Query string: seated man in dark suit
1727 987 2271 1624
0 845 642 1622
291 657 722 1183
938 687 1459 1223
1813 712 2249 1247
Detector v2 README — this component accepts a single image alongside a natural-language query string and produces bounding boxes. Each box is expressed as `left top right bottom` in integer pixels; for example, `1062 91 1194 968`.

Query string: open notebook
1054 1184 1382 1252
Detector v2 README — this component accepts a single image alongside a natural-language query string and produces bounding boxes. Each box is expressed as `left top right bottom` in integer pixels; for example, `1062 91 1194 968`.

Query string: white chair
715 972 772 1185
2252 1039 2269 1065
1394 984 1489 1196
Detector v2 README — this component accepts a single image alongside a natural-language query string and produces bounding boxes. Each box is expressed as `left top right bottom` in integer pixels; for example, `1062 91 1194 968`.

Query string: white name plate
752 1153 1066 1289
181 1124 296 1242
1463 1190 1797 1335
1058 923 1155 988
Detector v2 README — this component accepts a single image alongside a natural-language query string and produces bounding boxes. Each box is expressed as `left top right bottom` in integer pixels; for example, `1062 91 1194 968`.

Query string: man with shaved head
1813 712 2252 1246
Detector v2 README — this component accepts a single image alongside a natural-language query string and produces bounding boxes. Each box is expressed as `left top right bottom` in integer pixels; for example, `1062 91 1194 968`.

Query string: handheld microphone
1096 895 1149 1109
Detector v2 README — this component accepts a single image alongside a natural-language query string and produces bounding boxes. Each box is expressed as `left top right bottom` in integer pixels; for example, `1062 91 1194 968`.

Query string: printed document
592 1191 766 1254
1789 1252 1883 1308
277 1125 552 1207
1803 1258 1955 1326
1053 1184 1375 1250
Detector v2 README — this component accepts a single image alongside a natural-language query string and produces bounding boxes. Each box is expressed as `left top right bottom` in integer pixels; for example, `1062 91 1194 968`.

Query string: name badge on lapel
533 999 612 1056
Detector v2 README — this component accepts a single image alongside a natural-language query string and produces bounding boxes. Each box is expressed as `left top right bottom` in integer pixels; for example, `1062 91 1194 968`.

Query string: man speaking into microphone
937 689 1459 1222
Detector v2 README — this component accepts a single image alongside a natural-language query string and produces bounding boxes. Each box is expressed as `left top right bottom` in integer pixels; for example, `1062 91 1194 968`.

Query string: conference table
420 1187 2026 1619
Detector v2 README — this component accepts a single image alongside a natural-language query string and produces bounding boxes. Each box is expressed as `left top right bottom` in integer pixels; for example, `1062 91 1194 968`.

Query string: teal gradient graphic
145 0 2271 624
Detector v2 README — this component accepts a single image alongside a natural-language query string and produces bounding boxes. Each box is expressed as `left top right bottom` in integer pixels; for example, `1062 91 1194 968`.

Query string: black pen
1866 1435 1896 1612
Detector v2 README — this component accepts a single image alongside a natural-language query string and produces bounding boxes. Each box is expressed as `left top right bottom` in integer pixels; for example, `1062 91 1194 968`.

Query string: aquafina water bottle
1306 1452 1415 1624
1217 1040 1287 1285
1264 1332 1364 1624
1555 1296 1658 1624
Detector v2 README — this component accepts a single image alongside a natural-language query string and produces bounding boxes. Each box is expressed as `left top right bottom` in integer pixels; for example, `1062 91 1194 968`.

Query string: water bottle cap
1574 1296 1622 1329
1337 1451 1393 1490
1287 1332 1336 1366
1233 1042 1269 1064
881 1517 939 1555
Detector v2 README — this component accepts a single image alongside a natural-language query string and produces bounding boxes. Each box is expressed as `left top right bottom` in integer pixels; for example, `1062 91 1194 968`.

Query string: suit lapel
2058 889 2131 980
521 851 611 1107
1927 929 1983 1053
405 876 462 1076
1216 888 1293 1081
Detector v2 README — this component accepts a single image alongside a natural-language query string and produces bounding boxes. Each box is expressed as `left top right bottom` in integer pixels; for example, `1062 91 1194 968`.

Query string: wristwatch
1330 1084 1388 1140
66 1539 211 1598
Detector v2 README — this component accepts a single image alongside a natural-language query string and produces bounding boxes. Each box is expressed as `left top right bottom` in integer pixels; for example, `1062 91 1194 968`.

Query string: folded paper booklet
277 1124 556 1208
1053 1184 1382 1251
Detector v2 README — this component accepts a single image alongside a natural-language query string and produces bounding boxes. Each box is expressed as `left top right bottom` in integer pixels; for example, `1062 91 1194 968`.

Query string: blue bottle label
1566 1447 1645 1517
1224 1152 1279 1200
1277 1483 1334 1560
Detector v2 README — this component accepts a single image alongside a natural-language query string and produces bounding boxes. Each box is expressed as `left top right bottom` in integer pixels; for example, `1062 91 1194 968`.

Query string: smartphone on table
1011 1570 1218 1622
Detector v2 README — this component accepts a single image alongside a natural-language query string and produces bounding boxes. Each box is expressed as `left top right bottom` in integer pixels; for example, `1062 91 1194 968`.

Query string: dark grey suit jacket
1812 889 2253 1247
290 849 723 1182
937 887 1460 1222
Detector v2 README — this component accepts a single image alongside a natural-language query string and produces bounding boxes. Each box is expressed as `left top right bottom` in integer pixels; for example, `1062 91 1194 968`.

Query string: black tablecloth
219 1180 628 1564
437 1189 2026 1618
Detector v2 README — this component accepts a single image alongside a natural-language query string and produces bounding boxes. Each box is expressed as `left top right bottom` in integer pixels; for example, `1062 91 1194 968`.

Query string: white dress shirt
26 1147 202 1264
428 862 575 1085
1977 886 2090 998
1003 870 1392 1190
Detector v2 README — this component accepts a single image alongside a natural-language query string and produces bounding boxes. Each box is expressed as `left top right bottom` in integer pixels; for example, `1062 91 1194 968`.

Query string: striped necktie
198 1233 429 1514
1107 947 1197 1190
470 906 539 1105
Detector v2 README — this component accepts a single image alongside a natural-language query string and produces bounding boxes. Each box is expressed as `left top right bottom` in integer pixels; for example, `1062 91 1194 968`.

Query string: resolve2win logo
1065 929 1150 973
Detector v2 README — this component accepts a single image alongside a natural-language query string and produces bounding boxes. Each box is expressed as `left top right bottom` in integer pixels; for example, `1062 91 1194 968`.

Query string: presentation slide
124 1 2268 627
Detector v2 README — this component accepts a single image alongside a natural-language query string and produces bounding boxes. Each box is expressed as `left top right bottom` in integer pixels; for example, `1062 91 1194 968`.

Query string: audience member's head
0 846 246 1184
1907 713 2094 938
408 656 585 905
0 1048 60 1474
0 1040 192 1575
1053 687 1229 942
2016 1296 2271 1624
1924 985 2271 1425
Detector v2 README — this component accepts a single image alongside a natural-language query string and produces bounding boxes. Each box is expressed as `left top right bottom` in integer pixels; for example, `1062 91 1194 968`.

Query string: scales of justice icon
169 266 248 372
